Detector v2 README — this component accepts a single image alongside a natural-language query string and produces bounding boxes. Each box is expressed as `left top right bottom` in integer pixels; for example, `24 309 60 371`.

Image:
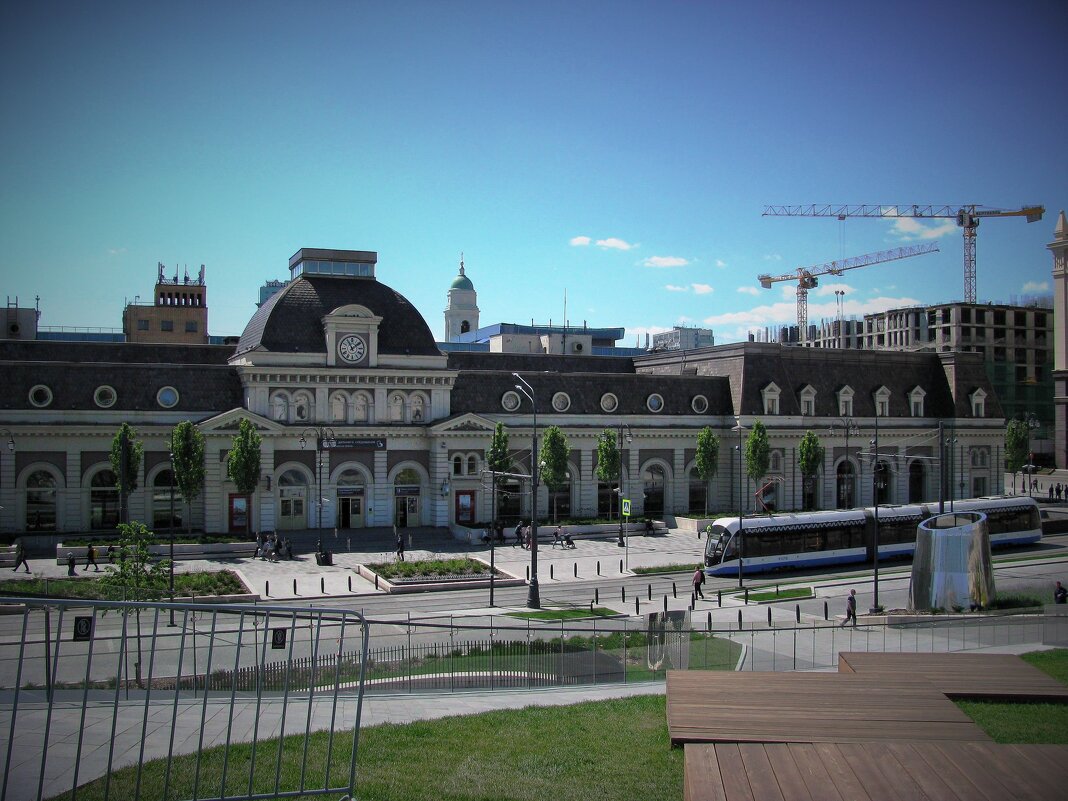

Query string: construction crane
762 204 1044 303
757 244 940 341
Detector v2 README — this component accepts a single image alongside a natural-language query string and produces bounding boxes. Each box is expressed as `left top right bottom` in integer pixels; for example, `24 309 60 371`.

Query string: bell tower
444 254 479 341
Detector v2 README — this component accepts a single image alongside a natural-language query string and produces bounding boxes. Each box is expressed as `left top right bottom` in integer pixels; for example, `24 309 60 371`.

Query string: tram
702 496 1041 577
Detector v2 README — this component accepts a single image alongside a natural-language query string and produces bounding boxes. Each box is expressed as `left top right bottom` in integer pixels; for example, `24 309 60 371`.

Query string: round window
157 386 180 409
646 393 664 413
29 384 53 408
94 385 117 408
501 391 521 411
691 395 709 414
600 393 618 413
552 392 571 412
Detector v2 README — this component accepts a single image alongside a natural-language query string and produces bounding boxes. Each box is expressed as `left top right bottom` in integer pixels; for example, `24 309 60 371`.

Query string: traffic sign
622 499 631 517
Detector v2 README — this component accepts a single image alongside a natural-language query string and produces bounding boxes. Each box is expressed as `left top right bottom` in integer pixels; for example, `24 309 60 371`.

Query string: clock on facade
337 334 367 363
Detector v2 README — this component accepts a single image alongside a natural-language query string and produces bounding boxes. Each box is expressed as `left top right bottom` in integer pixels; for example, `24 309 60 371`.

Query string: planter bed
355 562 525 594
450 521 667 544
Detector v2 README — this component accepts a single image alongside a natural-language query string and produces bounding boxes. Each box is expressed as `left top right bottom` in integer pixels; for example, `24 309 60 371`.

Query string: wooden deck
665 671 990 746
837 652 1068 702
684 742 1068 801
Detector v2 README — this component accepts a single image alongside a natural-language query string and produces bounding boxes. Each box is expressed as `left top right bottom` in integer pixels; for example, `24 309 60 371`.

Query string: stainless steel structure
909 512 997 612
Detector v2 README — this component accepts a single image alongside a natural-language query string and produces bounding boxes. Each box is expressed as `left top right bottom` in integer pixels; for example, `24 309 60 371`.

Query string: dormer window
970 388 987 418
909 386 926 418
874 386 891 418
799 384 816 417
761 382 781 415
838 386 854 417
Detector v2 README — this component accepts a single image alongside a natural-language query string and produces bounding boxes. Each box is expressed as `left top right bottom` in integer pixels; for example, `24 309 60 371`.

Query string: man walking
1055 581 1067 605
840 589 858 627
86 543 100 572
12 539 29 573
396 527 405 562
691 565 706 600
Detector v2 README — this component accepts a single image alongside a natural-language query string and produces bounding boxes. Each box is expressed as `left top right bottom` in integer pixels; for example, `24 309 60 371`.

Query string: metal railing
0 598 369 801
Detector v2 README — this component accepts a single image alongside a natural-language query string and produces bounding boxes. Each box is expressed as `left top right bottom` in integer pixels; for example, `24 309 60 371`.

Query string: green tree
98 520 169 688
170 421 205 537
487 422 512 523
745 420 770 485
595 429 621 520
540 426 572 523
109 423 144 524
226 418 262 535
694 427 720 516
1005 419 1030 493
798 430 825 511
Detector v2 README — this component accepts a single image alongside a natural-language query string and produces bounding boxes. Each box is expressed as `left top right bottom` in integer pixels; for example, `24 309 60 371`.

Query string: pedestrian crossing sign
622 499 631 517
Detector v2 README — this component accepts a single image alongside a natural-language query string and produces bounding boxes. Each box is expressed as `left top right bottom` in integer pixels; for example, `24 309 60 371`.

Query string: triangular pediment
431 412 498 434
197 408 285 434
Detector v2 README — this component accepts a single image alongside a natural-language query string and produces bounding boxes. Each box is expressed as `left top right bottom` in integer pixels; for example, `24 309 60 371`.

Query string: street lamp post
300 426 337 555
1024 414 1040 498
616 423 632 548
732 418 747 589
870 410 882 614
168 452 176 626
513 373 540 609
829 417 859 508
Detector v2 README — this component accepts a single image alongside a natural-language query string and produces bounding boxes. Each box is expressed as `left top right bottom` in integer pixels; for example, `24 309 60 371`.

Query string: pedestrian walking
396 528 405 562
1055 581 1067 605
12 539 30 573
1049 485 1054 501
840 589 858 627
66 552 76 576
513 521 524 547
691 565 706 599
86 544 99 572
107 544 116 563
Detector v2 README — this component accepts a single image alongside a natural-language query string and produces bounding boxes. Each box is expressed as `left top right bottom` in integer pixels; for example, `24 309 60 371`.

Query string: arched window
90 469 119 530
152 469 182 530
467 455 478 476
27 470 58 531
642 464 667 515
293 391 313 422
271 393 289 422
330 392 348 424
389 394 405 422
410 395 426 423
836 461 855 509
354 392 371 423
453 455 463 476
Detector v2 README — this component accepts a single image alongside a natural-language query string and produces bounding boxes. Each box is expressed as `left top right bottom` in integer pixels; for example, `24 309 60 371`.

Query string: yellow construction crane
762 204 1044 303
757 244 940 341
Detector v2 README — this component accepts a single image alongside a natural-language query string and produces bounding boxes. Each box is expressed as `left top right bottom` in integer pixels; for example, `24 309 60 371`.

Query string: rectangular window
137 319 150 331
185 321 198 333
161 320 174 332
912 400 922 417
802 399 814 416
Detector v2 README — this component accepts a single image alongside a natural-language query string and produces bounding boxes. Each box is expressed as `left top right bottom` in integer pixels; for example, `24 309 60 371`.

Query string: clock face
337 334 367 363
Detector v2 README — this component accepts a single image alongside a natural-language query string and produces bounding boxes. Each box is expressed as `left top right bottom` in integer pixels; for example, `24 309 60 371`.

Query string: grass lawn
0 570 247 600
50 695 683 801
505 607 618 621
743 587 813 602
956 648 1068 744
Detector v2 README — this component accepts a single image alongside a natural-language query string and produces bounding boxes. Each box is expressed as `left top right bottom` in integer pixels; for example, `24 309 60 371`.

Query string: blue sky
2 1 1065 343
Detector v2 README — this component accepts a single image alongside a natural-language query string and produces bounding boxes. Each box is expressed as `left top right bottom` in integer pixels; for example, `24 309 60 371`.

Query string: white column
672 446 686 515
579 448 594 518
204 442 224 534
65 449 82 533
0 444 13 532
628 446 641 515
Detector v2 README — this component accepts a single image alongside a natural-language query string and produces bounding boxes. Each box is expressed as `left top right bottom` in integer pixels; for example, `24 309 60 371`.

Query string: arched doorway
90 469 119 530
152 469 182 531
908 461 925 503
836 461 855 509
26 470 58 531
394 468 421 527
642 464 667 516
277 469 308 530
336 469 365 529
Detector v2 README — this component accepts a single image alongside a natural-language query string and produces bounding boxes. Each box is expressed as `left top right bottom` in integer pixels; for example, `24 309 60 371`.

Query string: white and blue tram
702 496 1042 577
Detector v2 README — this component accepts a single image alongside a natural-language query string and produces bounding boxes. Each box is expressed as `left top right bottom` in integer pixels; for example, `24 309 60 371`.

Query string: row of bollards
264 573 357 597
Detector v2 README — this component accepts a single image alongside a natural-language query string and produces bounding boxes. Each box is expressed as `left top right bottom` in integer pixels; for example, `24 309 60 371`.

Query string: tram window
805 532 824 551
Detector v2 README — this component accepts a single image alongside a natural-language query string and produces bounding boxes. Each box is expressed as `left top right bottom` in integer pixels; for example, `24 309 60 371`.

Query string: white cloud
677 315 694 324
737 286 760 295
643 255 690 268
1022 280 1049 293
812 281 854 297
692 283 714 295
569 236 591 247
715 259 727 268
596 237 638 251
888 217 958 241
703 293 923 331
107 247 127 256
763 253 782 261
665 284 689 292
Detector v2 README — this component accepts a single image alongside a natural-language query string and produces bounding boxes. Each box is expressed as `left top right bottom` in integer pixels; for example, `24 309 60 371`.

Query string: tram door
338 496 364 528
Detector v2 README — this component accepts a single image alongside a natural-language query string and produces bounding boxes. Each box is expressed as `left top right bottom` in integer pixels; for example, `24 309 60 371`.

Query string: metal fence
0 598 369 801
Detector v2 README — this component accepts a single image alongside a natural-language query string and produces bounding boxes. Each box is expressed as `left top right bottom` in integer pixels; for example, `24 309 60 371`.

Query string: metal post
169 452 176 626
300 427 336 557
733 419 746 589
513 373 540 608
871 410 881 613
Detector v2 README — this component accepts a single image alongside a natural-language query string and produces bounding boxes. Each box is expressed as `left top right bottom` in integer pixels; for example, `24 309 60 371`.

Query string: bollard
718 589 722 607
550 564 554 580
595 588 599 605
738 609 743 629
672 582 677 598
767 607 772 626
635 596 639 615
707 612 712 630
321 577 325 594
824 601 828 621
744 587 749 605
293 579 297 595
375 574 379 590
619 559 624 574
265 580 269 597
622 586 626 602
574 563 577 578
348 576 352 592
526 566 530 581
647 584 652 601
597 560 600 576
663 595 668 613
796 604 800 623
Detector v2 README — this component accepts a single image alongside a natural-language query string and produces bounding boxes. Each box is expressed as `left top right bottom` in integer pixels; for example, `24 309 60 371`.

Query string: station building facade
0 248 1007 538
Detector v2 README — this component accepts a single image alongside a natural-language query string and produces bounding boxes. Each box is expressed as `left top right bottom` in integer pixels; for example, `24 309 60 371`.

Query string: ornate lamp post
512 373 540 609
616 423 632 547
300 426 336 555
168 451 176 625
870 410 883 613
829 417 859 508
732 418 747 589
1024 414 1040 498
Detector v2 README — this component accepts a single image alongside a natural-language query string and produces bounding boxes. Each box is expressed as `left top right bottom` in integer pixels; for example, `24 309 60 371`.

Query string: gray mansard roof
235 275 440 358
